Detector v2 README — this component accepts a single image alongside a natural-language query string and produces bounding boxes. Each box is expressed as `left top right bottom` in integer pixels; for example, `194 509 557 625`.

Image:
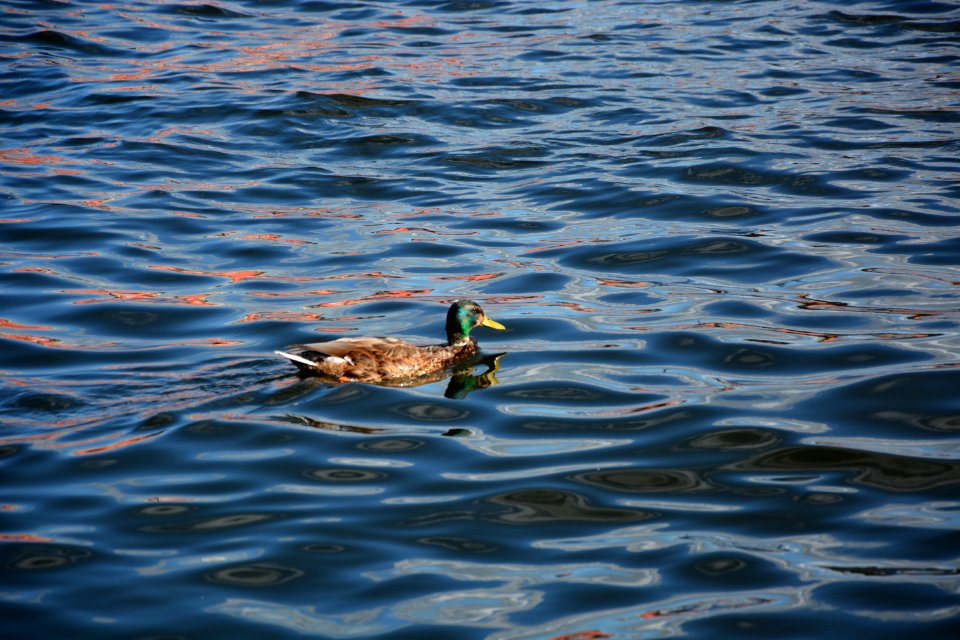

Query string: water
2 0 959 637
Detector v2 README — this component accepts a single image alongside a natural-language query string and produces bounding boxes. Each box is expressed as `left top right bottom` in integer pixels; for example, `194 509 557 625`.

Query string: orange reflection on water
0 147 72 166
523 237 607 253
72 431 161 456
178 293 216 307
581 399 686 419
795 293 959 320
149 265 264 283
237 233 312 245
0 332 64 348
80 196 123 211
212 338 244 346
250 207 364 219
0 533 54 543
431 272 503 282
396 208 442 217
149 265 334 284
376 226 437 234
63 288 215 306
0 318 52 331
239 311 352 332
548 631 610 640
597 278 652 289
44 4 501 95
556 301 605 313
67 288 156 302
12 267 58 274
107 67 154 83
321 271 403 281
0 331 118 350
311 289 433 308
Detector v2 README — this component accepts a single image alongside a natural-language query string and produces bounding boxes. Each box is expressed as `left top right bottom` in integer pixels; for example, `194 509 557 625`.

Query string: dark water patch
485 488 646 524
51 303 234 340
447 215 563 234
573 468 716 494
522 179 773 223
448 75 535 89
633 125 732 148
481 272 570 294
490 96 595 114
795 369 960 435
440 150 548 172
15 30 126 57
3 544 95 572
406 1 513 13
206 563 304 587
804 230 909 245
682 90 764 110
519 405 719 435
4 391 87 414
386 240 478 259
503 380 638 407
851 206 960 227
644 331 929 376
78 92 157 107
286 92 417 119
421 103 540 129
164 4 253 19
548 236 834 284
678 163 862 197
305 468 386 482
686 428 783 451
880 236 960 266
853 106 960 124
1 219 133 254
141 513 276 534
733 446 960 493
825 10 909 26
701 301 776 319
822 116 896 131
340 133 439 156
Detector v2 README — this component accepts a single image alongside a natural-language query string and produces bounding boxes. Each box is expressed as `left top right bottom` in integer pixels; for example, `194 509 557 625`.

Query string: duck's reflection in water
278 353 507 435
443 351 505 399
290 351 506 398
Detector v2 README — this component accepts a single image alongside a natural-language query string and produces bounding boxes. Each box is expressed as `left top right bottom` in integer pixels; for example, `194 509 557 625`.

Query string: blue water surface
1 1 959 638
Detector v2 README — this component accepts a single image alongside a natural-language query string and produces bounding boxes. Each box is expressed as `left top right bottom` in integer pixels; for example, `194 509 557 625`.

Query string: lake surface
2 0 959 638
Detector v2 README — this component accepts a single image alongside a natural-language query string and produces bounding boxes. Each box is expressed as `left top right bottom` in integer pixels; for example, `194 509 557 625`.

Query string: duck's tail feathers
274 350 318 368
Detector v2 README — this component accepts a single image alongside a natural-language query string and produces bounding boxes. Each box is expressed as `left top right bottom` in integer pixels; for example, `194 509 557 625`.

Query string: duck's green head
445 300 505 345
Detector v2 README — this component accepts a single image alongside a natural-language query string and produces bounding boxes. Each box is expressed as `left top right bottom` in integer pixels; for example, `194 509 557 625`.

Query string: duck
275 299 505 384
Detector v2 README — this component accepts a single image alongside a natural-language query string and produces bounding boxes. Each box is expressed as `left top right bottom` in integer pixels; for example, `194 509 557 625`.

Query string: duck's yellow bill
481 316 506 330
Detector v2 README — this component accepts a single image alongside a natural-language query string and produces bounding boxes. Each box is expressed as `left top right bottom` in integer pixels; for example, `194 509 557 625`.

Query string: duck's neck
445 316 471 346
446 329 473 346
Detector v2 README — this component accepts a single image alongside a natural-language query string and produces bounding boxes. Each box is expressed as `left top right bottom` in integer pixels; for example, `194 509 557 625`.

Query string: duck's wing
296 337 429 381
300 336 411 360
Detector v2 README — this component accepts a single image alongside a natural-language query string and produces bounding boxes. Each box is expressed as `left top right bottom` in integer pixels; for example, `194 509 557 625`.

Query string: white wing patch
274 351 318 367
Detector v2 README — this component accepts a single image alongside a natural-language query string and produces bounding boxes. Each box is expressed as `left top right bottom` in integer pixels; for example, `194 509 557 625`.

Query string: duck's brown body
275 300 504 384
285 336 480 383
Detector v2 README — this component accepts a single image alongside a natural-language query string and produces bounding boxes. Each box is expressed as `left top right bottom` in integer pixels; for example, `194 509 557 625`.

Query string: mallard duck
275 300 505 383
